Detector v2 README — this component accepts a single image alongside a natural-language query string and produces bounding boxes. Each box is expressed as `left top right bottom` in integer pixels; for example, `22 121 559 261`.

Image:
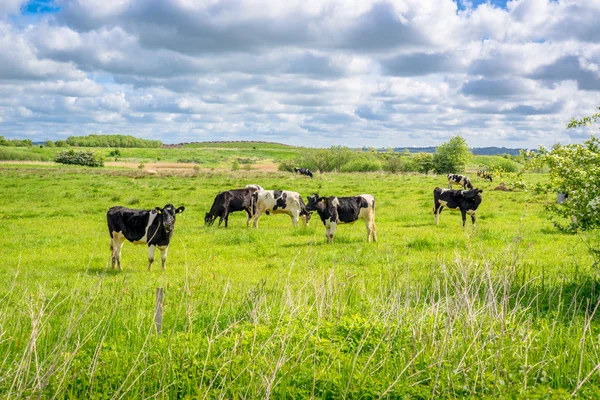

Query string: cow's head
462 189 483 207
204 212 216 226
155 204 185 233
306 193 323 212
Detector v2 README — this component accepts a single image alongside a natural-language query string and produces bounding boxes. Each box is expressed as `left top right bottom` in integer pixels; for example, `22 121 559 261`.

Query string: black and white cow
447 174 474 189
294 167 313 178
204 185 263 227
433 188 482 227
477 170 493 182
251 190 311 228
107 204 185 271
306 193 377 243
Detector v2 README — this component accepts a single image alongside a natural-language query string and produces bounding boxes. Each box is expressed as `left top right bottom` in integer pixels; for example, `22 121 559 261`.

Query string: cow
204 185 262 227
477 170 493 182
251 190 311 228
433 188 483 227
294 167 313 178
107 204 185 271
447 174 473 189
306 193 377 243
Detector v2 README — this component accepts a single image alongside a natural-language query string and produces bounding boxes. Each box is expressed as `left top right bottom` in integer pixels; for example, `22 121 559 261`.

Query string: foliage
66 134 162 148
0 148 44 161
231 159 240 171
108 149 121 157
525 136 600 233
432 136 471 174
472 155 522 173
412 152 435 174
44 140 55 148
55 140 68 147
568 106 600 129
54 150 104 167
0 136 32 147
339 156 381 172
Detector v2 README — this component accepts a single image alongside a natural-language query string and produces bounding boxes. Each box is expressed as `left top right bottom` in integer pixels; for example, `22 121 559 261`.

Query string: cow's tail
250 191 258 218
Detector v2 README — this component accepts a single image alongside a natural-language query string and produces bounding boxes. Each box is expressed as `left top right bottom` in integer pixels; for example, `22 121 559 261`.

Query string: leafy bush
55 140 68 147
44 140 55 148
54 150 104 167
108 149 121 157
0 148 43 161
231 160 240 171
340 157 381 172
0 136 32 147
278 160 295 172
433 136 471 173
412 152 434 174
66 134 162 148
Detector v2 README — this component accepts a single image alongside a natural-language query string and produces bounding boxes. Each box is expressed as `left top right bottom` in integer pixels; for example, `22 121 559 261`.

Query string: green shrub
340 157 381 172
231 160 240 171
278 160 295 172
54 150 104 167
55 140 68 147
0 148 42 161
0 136 32 147
66 134 162 148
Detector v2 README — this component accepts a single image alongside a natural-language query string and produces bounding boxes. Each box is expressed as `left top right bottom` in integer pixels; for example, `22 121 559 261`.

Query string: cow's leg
245 209 252 227
111 233 125 270
461 209 467 228
326 221 337 243
160 246 168 271
224 213 229 228
253 209 263 228
470 212 476 226
110 232 118 269
291 210 299 228
434 205 443 225
147 245 156 271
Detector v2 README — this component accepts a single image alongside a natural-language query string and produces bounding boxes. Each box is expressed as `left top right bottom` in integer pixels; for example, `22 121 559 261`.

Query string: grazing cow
477 170 493 182
447 174 474 189
306 193 377 243
205 185 262 227
433 188 483 227
251 190 311 228
294 167 313 178
107 204 185 271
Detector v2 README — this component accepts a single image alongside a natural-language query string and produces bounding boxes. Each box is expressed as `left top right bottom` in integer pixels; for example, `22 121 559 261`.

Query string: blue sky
0 0 599 148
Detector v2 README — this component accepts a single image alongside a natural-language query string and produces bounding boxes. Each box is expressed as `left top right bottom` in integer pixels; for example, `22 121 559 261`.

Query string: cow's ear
155 207 162 214
176 206 185 214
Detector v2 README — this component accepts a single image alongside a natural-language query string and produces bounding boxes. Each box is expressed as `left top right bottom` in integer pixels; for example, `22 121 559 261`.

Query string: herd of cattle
107 171 488 271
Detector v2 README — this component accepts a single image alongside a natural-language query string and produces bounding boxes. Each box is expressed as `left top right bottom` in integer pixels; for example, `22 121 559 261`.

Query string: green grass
1 165 599 398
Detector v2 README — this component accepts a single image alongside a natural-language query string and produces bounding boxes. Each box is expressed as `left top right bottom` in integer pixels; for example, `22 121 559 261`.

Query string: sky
1 0 600 148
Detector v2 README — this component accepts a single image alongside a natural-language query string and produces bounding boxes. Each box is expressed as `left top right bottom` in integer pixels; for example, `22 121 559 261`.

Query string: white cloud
0 0 600 147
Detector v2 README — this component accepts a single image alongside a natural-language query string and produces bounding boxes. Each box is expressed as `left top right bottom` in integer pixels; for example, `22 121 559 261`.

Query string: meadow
1 163 599 398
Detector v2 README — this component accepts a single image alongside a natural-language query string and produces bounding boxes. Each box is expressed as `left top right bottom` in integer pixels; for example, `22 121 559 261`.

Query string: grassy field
1 164 599 398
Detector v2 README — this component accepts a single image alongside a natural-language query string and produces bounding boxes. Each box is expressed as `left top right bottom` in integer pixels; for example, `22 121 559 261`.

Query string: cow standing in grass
433 188 482 227
306 193 377 243
107 204 185 271
251 190 311 228
205 185 263 228
447 174 474 189
477 170 493 182
294 167 313 178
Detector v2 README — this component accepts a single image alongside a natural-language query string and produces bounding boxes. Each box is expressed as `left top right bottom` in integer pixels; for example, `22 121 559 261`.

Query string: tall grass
2 249 600 398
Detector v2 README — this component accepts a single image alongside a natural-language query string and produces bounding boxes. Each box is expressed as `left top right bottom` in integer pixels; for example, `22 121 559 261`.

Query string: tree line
279 136 472 174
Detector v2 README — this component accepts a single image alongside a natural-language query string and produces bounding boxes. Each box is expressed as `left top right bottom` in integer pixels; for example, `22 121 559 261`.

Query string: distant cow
306 193 377 243
294 167 313 178
447 174 473 189
205 185 262 227
251 190 311 228
107 204 185 271
477 170 493 182
433 188 482 227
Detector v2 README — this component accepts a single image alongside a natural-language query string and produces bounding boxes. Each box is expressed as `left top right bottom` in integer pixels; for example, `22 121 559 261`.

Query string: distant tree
65 134 162 148
44 140 55 147
432 136 471 174
55 140 68 147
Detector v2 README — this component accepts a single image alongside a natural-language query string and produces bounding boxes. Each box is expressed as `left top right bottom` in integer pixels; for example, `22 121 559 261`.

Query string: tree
413 152 435 174
432 136 471 174
526 107 600 259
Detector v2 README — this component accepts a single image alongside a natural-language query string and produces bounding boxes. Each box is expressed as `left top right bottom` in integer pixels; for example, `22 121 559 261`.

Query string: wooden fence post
155 287 164 334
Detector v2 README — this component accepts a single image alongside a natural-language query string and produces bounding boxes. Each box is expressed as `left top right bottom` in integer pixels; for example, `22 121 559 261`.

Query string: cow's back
107 206 152 242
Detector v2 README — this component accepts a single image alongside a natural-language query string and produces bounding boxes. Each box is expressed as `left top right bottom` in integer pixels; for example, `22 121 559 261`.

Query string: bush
65 134 162 148
55 140 68 147
0 148 42 161
340 157 381 172
278 160 295 172
44 140 55 148
0 136 32 147
433 136 471 174
108 149 121 157
54 150 104 167
231 160 240 171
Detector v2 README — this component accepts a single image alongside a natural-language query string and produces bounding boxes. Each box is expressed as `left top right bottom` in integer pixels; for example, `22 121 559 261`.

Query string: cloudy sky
1 0 600 147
